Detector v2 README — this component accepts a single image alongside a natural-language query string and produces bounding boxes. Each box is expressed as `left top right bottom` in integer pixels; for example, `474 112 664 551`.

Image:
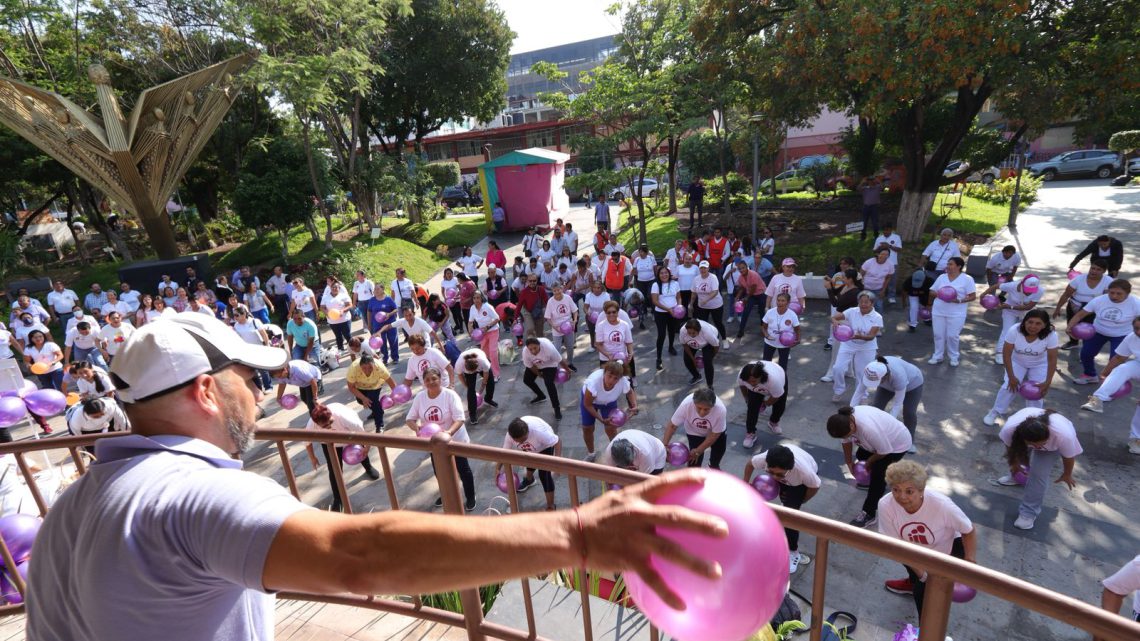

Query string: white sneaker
994 353 1004 365
928 357 943 365
1013 515 1036 530
949 359 959 367
993 474 1018 486
831 394 844 403
1128 439 1140 455
742 433 757 448
820 374 834 382
721 340 731 350
908 444 917 454
983 411 999 426
789 551 801 574
1080 396 1104 413
888 298 897 304
726 316 736 323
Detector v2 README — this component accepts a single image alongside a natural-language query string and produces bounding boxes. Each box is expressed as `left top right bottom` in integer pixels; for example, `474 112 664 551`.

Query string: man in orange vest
603 251 631 301
705 227 731 286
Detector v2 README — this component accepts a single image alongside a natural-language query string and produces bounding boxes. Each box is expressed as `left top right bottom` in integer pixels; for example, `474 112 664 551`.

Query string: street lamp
748 114 763 243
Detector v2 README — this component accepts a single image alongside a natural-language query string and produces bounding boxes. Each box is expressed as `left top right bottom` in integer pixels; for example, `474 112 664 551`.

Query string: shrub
704 173 751 208
961 175 1042 207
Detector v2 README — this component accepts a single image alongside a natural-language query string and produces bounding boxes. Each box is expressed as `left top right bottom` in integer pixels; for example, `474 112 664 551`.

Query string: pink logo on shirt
425 406 443 422
608 330 623 343
693 417 711 432
900 522 934 545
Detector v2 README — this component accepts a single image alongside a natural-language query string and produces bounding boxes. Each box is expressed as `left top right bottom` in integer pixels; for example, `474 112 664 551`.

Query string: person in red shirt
603 251 631 300
732 260 767 340
517 274 549 337
705 227 730 282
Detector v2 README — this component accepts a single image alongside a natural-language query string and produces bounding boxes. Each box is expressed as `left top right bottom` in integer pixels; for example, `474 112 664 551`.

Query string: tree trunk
304 212 320 243
279 226 290 263
187 180 219 222
666 135 679 214
896 190 938 242
299 115 334 250
76 183 133 261
63 196 89 262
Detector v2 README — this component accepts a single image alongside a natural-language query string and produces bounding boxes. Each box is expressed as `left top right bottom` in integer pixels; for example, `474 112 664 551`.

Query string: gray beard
227 417 253 457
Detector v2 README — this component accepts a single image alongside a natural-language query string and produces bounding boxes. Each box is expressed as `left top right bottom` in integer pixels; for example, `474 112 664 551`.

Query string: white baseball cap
110 314 288 403
699 260 710 269
861 361 888 392
1021 275 1040 294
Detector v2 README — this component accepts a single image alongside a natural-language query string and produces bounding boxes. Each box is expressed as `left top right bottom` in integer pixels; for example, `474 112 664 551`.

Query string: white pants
1092 360 1140 402
995 309 1025 354
932 314 966 361
991 361 1048 415
908 296 921 327
833 346 876 398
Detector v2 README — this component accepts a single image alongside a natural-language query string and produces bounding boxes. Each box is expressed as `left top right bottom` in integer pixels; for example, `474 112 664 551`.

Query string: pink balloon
607 408 628 427
470 328 485 342
980 294 1000 310
496 472 520 493
751 474 780 501
0 560 29 605
832 325 854 342
952 582 978 603
0 380 36 398
24 389 66 416
511 322 524 337
937 286 957 302
374 311 387 323
488 288 501 300
918 307 933 321
554 368 571 384
475 393 485 408
1071 322 1096 341
666 442 690 466
1067 269 1081 280
610 350 627 362
607 483 623 491
0 514 41 564
379 394 395 410
671 305 686 319
1012 465 1029 485
622 471 789 641
559 320 574 334
587 311 599 324
694 355 704 369
853 461 871 486
778 330 797 347
1019 381 1044 401
734 300 745 313
341 444 366 465
417 422 443 439
629 308 640 319
1110 380 1133 400
788 301 803 314
0 397 27 428
278 393 299 410
391 385 412 404
368 335 383 350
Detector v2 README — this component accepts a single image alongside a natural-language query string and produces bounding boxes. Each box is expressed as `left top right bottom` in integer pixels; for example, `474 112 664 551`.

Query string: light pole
749 115 763 244
1008 141 1027 228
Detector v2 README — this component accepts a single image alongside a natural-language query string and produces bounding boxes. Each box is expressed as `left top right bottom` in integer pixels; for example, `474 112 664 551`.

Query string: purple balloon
278 393 299 410
937 286 958 302
588 311 599 324
0 397 27 428
475 393 485 408
0 380 36 398
751 474 780 501
694 355 704 369
511 323 524 337
918 307 933 321
24 389 66 416
368 335 383 350
622 471 789 641
0 514 41 564
607 483 623 491
488 288 501 300
671 305 686 319
980 294 1000 310
788 301 804 315
666 442 689 466
391 384 412 404
1018 381 1044 401
853 461 871 486
341 444 366 465
608 409 628 427
374 311 387 323
554 368 571 384
832 325 854 342
1012 465 1029 485
734 300 745 313
1110 380 1133 400
1067 269 1081 280
952 582 978 603
417 422 443 439
1071 322 1096 341
379 394 395 410
629 308 640 319
778 330 797 347
559 320 574 334
470 328 485 342
0 560 28 605
496 471 520 493
610 350 627 362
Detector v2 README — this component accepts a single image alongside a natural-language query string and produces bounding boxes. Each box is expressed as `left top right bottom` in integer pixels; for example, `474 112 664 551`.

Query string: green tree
1109 131 1140 176
233 136 328 262
680 129 733 180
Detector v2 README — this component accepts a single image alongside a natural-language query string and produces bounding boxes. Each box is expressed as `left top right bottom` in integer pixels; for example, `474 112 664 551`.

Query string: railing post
917 573 953 641
14 453 48 517
809 538 829 641
275 441 300 499
429 432 486 641
327 444 354 515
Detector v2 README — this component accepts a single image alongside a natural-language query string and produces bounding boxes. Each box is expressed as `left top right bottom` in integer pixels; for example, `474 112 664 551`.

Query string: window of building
456 140 483 158
526 128 556 147
426 143 452 162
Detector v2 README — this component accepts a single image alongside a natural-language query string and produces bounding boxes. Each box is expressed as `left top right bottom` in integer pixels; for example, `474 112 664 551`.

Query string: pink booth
478 148 570 231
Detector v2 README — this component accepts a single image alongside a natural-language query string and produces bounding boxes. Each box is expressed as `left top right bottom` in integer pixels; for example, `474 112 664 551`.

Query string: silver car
1027 149 1121 181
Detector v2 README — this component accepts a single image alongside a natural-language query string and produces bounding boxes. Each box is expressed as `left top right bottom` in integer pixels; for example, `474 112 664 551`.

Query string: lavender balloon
25 389 67 416
554 368 571 384
608 408 628 427
379 394 395 410
666 442 690 466
278 394 299 410
417 422 443 439
0 560 28 605
1071 322 1096 341
751 474 780 501
496 471 520 493
1110 380 1133 400
475 393 485 408
778 330 797 347
1012 465 1030 485
694 355 704 369
559 320 574 334
391 384 412 404
488 288 500 300
470 328 485 342
952 582 978 603
0 514 41 564
937 286 958 302
610 350 627 362
734 300 745 313
511 323 524 337
832 325 854 342
980 294 1000 310
341 444 366 465
853 461 871 485
588 311 599 324
374 311 387 323
0 380 36 399
368 335 383 350
1018 381 1044 401
788 301 804 314
671 305 686 319
918 307 933 321
0 398 26 428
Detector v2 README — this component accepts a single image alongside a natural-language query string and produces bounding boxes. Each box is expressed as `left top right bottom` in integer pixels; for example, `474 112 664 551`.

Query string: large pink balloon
379 394 395 410
778 330 797 347
417 422 443 439
374 311 387 323
751 474 780 501
1071 322 1096 341
511 323 525 337
475 393 485 408
622 471 789 641
952 582 978 603
470 328 485 342
1110 380 1133 400
341 444 366 465
853 461 871 486
368 335 384 350
1012 465 1029 485
666 442 689 466
1067 269 1081 280
496 472 520 493
0 514 41 564
980 294 1000 310
0 398 27 428
937 286 957 302
629 308 640 319
488 288 501 300
1018 381 1044 401
788 301 804 315
278 394 299 410
554 368 571 384
610 350 627 362
734 301 745 314
559 320 574 334
671 305 686 319
832 325 854 342
607 409 628 427
24 389 66 416
0 560 29 605
918 307 933 321
391 384 412 404
587 311 599 324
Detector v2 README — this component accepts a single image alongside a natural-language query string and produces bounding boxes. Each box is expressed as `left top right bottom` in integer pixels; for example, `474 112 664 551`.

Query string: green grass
332 236 451 284
933 192 1008 236
616 214 682 254
382 217 487 251
216 226 315 268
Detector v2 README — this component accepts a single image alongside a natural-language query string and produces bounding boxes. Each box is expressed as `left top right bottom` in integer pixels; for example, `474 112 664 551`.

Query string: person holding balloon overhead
878 461 977 622
927 256 976 367
306 402 381 513
744 444 820 574
825 405 913 528
982 310 1058 426
580 361 639 461
661 388 728 470
829 291 883 404
1081 317 1140 453
405 367 476 512
346 355 397 433
737 360 787 446
980 274 1043 365
497 416 561 511
992 408 1082 530
1067 279 1140 386
598 429 667 475
457 347 497 424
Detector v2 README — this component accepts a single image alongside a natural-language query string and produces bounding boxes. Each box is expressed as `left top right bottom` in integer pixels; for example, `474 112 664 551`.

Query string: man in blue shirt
285 308 322 367
593 194 610 233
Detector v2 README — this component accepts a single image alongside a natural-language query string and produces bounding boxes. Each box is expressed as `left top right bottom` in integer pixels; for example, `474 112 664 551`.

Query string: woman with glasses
232 304 273 391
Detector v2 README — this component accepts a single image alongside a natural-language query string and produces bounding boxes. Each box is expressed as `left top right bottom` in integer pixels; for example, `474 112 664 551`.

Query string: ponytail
741 362 769 384
826 406 856 438
1005 409 1055 467
94 369 107 394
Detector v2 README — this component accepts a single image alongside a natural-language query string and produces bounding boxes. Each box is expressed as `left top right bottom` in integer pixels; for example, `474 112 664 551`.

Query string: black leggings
527 446 557 492
323 444 376 509
654 310 680 360
779 483 808 551
761 345 790 423
683 345 715 387
449 304 464 331
431 455 476 503
329 322 351 351
694 305 725 343
463 371 495 420
856 447 906 516
357 387 384 431
686 432 726 469
523 367 560 408
906 537 965 621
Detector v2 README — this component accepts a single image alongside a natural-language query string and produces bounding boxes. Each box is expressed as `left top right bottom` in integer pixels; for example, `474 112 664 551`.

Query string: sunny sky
498 0 624 54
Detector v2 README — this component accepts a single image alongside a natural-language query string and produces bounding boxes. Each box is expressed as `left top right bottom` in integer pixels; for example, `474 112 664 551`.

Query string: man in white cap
981 273 1043 364
860 356 925 452
25 314 728 640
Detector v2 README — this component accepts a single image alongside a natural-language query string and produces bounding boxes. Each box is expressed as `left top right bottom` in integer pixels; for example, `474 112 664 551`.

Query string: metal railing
0 430 1138 641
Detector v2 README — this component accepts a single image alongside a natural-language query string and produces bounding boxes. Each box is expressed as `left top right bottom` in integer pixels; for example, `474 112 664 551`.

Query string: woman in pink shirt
485 240 507 275
860 248 896 312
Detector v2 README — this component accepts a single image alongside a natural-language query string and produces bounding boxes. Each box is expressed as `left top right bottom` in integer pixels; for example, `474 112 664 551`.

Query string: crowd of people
6 218 1139 632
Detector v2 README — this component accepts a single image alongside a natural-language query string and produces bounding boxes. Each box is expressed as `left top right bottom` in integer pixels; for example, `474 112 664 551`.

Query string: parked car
440 185 470 207
1027 149 1121 181
943 160 1000 184
1128 157 1140 174
759 169 813 193
611 178 659 201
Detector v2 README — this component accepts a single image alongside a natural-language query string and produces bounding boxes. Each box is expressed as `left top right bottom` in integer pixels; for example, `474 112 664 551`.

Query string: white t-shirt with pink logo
669 394 727 437
691 273 723 309
1102 553 1140 615
502 416 559 452
860 258 895 291
761 308 800 348
844 406 912 454
544 296 577 336
404 347 452 387
766 274 806 303
682 320 719 350
522 338 563 369
582 369 631 405
877 488 973 556
737 361 786 399
408 388 467 443
750 444 819 488
595 319 633 361
998 408 1083 457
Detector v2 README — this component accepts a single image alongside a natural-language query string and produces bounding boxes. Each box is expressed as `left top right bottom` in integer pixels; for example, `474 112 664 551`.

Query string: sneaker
1128 439 1140 455
1060 339 1079 350
928 357 943 365
992 474 1019 486
1013 515 1035 530
434 497 444 508
365 467 380 481
735 333 744 340
689 375 702 385
656 361 664 371
885 578 915 595
908 444 917 454
994 353 1004 365
983 411 999 426
584 452 597 463
768 421 782 434
831 394 844 403
888 298 897 304
485 399 499 407
908 325 916 333
469 418 479 425
820 374 834 382
517 476 537 493
40 425 53 434
726 317 736 324
721 340 731 350
743 433 757 448
1081 396 1104 413
1073 374 1098 385
529 395 547 405
949 359 959 367
823 343 832 352
849 511 877 528
789 551 801 574
668 346 678 356
464 498 478 513
554 410 562 421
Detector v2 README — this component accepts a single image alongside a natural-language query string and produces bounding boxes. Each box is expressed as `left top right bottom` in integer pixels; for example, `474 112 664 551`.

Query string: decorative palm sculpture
0 53 255 260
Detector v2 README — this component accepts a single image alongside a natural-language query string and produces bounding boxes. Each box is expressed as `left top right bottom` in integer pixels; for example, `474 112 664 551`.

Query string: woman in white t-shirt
981 274 1043 364
232 304 273 390
1101 554 1140 626
681 318 719 387
456 247 484 284
306 402 380 512
1053 258 1110 350
320 280 354 352
543 283 578 366
498 416 561 510
148 296 177 323
467 291 501 378
830 291 883 404
984 310 1058 425
24 330 64 390
600 429 666 474
405 367 476 511
826 404 912 528
878 461 976 620
661 388 727 470
765 258 806 311
859 249 895 312
737 360 788 443
650 267 682 370
674 254 700 309
927 256 976 366
440 268 463 334
745 443 819 573
690 261 725 345
1069 279 1140 385
1082 318 1140 451
632 245 657 319
760 292 800 376
579 362 639 458
68 361 116 400
757 227 776 266
994 408 1082 530
583 280 611 351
